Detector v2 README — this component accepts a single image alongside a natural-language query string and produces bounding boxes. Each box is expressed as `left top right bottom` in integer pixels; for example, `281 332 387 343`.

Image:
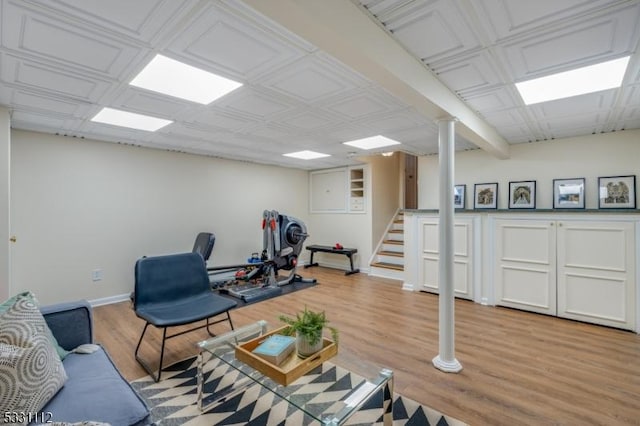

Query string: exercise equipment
208 209 316 294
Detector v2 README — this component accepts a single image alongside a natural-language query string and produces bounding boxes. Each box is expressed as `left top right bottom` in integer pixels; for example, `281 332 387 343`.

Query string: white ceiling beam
242 0 510 159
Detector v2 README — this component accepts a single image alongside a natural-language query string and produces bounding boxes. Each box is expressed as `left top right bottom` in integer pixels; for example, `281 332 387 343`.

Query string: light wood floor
93 267 640 425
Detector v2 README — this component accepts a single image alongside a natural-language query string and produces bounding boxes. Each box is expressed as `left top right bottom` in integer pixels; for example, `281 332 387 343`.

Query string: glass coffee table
196 320 393 425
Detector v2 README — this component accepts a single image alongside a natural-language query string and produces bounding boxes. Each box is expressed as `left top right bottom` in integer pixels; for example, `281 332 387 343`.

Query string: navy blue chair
192 232 215 261
133 252 237 382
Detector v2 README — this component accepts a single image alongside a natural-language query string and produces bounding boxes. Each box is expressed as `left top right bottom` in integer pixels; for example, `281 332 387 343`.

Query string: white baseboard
89 293 131 307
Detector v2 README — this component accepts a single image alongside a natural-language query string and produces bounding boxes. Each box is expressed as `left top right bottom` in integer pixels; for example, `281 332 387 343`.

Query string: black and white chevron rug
131 356 465 426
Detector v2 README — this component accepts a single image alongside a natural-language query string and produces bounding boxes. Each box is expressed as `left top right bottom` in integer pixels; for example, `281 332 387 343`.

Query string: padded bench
304 244 360 275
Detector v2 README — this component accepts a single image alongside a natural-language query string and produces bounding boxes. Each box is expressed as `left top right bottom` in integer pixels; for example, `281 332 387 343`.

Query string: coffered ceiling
1 0 639 169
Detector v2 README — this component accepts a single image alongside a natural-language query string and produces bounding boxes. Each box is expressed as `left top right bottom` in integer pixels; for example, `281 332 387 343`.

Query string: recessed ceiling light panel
515 56 630 105
342 135 401 150
283 150 330 160
91 107 172 131
130 54 243 104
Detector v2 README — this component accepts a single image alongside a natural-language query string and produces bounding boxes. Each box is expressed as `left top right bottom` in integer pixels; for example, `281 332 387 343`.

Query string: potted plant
278 307 339 358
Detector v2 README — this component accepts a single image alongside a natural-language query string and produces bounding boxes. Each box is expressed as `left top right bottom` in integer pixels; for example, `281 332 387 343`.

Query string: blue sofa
39 301 151 425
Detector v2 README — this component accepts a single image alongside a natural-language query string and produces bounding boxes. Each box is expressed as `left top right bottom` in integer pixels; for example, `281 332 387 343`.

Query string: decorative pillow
0 295 68 424
0 291 70 360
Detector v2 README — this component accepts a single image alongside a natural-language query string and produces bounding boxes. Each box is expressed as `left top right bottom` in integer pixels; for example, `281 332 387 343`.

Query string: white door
557 220 635 330
494 219 557 315
419 218 474 300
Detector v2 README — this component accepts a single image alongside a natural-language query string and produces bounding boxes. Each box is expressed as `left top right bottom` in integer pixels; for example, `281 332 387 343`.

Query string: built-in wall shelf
349 167 365 213
309 165 367 214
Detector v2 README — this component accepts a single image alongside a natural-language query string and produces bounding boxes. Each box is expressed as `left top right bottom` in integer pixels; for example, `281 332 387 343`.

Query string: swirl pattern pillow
0 294 68 422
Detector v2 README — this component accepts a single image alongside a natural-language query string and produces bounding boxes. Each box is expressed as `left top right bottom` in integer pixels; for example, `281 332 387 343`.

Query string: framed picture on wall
553 178 585 209
474 182 498 209
508 180 536 209
454 184 466 209
598 175 636 209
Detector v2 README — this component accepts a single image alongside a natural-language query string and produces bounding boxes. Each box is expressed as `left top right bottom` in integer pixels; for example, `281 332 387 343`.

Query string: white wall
305 213 372 271
10 130 308 304
0 107 9 301
367 154 400 251
305 164 373 272
418 130 640 209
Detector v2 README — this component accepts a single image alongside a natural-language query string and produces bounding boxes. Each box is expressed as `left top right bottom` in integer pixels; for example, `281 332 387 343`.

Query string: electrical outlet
91 269 103 282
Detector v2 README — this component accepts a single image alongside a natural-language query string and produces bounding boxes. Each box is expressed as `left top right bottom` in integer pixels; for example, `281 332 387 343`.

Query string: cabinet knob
9 236 16 243
559 223 563 227
550 222 554 226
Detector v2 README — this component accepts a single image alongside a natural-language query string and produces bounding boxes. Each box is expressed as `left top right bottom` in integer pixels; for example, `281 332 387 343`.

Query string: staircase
370 212 404 280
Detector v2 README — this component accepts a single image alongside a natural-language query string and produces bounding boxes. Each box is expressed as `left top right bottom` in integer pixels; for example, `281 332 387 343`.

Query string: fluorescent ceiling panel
283 150 330 160
516 56 630 105
130 54 243 104
91 107 172 131
343 135 401 150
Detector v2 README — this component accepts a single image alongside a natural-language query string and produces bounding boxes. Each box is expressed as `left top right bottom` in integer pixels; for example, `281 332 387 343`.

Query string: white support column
432 118 463 373
0 107 10 300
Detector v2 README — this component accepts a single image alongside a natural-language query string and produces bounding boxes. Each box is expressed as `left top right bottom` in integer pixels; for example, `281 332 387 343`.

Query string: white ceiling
1 0 639 170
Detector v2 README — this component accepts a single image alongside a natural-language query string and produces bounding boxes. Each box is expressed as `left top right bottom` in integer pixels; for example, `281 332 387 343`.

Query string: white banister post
432 117 463 373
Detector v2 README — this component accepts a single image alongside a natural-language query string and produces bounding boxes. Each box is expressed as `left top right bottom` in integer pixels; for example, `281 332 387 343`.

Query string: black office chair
192 232 215 261
133 252 237 382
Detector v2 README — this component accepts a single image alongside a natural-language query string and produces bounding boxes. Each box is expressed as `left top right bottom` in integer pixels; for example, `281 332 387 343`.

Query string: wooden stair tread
383 240 403 245
371 262 404 271
378 250 403 257
388 229 403 234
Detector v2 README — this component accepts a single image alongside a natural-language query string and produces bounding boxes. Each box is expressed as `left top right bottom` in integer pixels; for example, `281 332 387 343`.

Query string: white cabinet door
419 217 474 300
557 220 635 330
494 219 557 315
309 169 347 213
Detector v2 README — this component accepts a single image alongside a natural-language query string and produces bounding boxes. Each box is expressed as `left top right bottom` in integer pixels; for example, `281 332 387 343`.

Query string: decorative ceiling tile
614 116 640 131
621 84 640 107
544 125 604 140
115 89 193 118
497 3 640 80
163 123 228 142
11 109 72 130
166 2 303 81
260 55 363 103
279 110 340 132
215 87 299 120
11 90 74 115
78 120 156 142
189 108 257 131
431 52 504 95
2 56 110 101
471 0 619 42
481 108 531 128
241 123 298 141
528 90 617 121
32 0 196 43
538 110 608 133
358 108 433 134
463 86 520 113
2 1 141 77
381 0 482 63
321 90 400 120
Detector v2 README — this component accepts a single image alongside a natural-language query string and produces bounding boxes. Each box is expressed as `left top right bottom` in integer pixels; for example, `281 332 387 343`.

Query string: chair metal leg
135 311 235 383
206 317 214 337
226 311 234 330
134 322 167 382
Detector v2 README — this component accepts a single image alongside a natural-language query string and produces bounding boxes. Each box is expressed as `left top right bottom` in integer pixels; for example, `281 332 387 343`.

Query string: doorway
404 154 418 209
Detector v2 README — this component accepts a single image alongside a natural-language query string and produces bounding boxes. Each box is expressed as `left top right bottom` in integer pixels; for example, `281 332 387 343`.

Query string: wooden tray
235 325 337 386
